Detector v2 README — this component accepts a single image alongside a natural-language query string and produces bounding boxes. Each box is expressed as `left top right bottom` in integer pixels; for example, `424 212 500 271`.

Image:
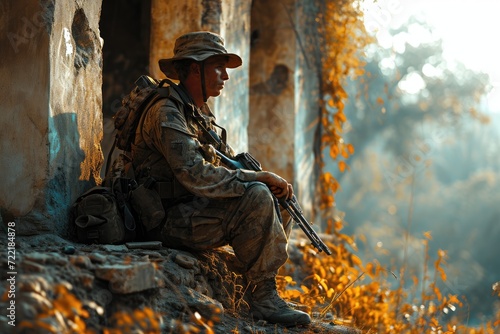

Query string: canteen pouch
130 180 165 231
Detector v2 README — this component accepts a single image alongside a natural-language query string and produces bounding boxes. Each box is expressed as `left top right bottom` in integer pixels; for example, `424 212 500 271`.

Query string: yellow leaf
330 145 339 159
438 267 447 282
448 295 462 306
320 280 329 291
323 172 332 183
351 254 362 266
336 111 347 122
339 161 347 172
433 285 442 301
347 143 355 155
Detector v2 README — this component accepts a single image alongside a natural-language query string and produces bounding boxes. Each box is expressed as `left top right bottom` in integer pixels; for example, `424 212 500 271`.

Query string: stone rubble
0 233 361 333
95 261 160 294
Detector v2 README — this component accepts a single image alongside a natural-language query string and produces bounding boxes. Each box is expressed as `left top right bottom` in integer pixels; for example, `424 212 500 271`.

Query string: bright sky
361 0 500 113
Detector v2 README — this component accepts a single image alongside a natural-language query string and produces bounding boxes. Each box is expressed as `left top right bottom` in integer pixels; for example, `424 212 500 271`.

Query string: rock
23 253 51 263
95 262 158 294
18 275 52 297
48 252 69 266
20 260 46 273
194 274 213 298
92 287 114 306
76 273 95 290
69 255 93 269
163 261 196 288
23 252 68 266
18 292 53 318
101 244 129 253
88 252 107 264
17 302 37 321
138 251 164 261
45 310 70 334
63 245 76 254
0 315 11 334
23 253 50 263
195 283 210 296
183 286 224 320
309 320 362 334
174 252 197 269
126 241 163 250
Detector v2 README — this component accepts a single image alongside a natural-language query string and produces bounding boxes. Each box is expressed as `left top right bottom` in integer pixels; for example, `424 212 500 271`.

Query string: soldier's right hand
255 171 294 200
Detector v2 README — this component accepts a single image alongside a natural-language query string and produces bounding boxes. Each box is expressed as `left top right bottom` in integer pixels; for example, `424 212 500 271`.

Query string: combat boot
250 277 311 326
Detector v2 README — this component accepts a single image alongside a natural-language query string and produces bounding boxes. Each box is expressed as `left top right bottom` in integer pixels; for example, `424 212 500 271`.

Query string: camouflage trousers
150 182 292 283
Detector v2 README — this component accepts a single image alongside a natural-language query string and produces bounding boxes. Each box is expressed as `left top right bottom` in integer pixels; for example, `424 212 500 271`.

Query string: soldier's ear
190 62 201 77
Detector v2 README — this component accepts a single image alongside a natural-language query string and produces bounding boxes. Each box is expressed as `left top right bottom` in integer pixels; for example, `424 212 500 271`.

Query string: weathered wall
0 0 103 235
0 1 50 230
249 0 320 218
149 0 251 153
249 0 296 182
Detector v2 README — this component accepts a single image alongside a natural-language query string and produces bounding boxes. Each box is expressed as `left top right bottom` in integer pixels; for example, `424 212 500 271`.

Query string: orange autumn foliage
316 0 372 211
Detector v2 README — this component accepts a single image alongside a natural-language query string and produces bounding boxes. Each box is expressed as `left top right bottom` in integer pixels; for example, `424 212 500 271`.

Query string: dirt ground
0 233 361 333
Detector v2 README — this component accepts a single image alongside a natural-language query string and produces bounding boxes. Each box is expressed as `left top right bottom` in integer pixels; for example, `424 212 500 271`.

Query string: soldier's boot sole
251 308 311 327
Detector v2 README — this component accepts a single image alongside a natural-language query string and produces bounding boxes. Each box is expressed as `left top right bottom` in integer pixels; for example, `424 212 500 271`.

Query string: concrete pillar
249 0 320 218
249 0 296 182
149 0 251 153
0 0 103 235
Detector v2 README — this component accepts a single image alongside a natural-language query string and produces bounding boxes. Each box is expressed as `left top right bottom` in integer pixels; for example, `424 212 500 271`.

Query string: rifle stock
215 149 332 255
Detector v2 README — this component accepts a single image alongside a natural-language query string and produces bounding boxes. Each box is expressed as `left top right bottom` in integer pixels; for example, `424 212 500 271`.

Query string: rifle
215 150 332 255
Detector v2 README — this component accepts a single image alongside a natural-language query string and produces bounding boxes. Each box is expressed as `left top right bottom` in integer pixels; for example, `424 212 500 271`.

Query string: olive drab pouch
130 177 165 231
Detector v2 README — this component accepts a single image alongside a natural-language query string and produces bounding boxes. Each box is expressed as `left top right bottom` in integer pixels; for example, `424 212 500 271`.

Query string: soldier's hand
256 171 294 200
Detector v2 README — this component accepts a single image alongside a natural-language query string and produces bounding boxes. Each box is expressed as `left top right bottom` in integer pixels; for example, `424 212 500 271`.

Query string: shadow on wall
46 113 92 238
2 113 91 237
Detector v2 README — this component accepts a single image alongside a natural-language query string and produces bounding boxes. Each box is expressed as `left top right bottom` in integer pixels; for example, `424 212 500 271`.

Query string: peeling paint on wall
63 27 73 56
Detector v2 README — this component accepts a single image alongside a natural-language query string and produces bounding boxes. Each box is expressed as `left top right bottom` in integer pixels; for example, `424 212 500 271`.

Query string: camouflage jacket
131 84 257 200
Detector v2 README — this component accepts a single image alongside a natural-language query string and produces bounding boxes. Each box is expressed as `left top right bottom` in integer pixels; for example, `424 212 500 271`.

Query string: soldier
131 31 311 326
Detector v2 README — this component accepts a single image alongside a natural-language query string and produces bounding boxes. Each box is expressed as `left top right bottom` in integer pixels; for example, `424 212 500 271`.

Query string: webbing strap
163 79 230 154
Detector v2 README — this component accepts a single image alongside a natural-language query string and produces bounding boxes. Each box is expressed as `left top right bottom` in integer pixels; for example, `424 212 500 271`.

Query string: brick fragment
95 262 158 294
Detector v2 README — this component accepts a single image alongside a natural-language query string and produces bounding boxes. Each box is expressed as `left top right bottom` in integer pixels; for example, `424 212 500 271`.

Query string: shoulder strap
164 79 230 154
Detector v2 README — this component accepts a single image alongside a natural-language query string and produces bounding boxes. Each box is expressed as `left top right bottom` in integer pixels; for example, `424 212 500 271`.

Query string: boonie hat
159 31 242 80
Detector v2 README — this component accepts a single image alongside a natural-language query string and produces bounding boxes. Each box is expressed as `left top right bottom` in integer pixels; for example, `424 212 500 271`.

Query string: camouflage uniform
132 86 291 283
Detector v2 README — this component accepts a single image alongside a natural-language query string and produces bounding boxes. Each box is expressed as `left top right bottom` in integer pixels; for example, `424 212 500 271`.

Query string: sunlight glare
362 0 500 113
398 72 426 95
422 63 442 78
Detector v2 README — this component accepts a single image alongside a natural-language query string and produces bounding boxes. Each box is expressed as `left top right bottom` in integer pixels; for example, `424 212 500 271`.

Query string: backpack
71 182 137 244
110 75 171 154
71 75 171 244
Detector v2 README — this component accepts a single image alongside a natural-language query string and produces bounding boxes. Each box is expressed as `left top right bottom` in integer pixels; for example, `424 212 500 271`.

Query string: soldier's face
203 56 229 97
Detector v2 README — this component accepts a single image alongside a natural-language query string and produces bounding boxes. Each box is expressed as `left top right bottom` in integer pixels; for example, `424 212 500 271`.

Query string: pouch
130 184 165 231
